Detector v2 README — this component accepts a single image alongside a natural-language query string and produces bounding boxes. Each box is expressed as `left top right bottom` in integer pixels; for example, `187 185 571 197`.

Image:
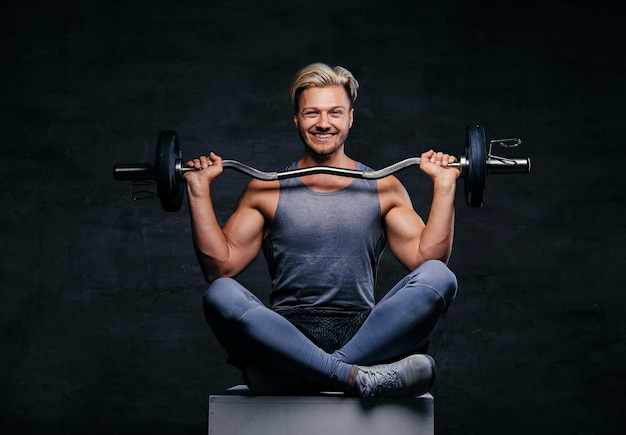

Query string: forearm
418 181 456 263
187 187 232 281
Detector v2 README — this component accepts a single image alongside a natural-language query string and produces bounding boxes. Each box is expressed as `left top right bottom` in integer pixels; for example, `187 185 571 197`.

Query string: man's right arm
184 153 267 283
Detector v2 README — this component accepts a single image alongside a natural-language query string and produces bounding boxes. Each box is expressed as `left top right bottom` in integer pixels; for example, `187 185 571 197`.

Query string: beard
298 129 348 159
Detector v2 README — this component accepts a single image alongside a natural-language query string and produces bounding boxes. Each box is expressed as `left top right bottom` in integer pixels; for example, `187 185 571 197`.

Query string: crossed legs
203 259 457 394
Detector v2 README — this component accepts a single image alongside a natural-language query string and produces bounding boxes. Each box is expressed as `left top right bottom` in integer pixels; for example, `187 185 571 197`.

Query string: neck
297 149 357 192
299 147 354 169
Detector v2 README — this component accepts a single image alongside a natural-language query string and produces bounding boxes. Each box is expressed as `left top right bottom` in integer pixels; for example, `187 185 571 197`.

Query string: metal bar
179 157 465 180
133 154 530 183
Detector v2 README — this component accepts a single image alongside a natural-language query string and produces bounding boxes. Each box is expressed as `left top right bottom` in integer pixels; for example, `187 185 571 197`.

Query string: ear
349 108 354 129
293 114 298 128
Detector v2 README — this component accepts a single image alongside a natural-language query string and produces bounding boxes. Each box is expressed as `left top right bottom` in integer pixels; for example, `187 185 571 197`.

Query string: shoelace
357 367 403 397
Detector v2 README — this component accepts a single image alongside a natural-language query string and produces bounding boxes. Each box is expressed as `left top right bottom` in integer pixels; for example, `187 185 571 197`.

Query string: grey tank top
262 161 386 310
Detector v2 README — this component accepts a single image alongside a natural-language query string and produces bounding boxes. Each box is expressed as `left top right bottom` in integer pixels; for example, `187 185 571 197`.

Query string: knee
202 277 261 323
203 277 230 307
413 260 458 307
202 277 238 322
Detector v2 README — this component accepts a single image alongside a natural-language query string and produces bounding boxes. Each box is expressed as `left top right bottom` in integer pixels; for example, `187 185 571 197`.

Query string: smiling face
293 85 354 159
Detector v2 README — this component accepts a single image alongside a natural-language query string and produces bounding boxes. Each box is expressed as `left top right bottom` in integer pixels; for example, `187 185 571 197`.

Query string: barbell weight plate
464 124 487 207
156 130 184 212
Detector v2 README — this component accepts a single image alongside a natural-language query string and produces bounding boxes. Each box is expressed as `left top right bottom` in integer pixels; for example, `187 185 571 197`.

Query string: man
184 63 459 397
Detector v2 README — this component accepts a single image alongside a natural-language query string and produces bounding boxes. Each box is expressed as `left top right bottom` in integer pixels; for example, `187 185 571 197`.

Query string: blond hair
289 62 359 113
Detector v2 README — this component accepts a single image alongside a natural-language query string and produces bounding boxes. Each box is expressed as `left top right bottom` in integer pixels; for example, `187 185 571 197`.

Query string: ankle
348 365 356 387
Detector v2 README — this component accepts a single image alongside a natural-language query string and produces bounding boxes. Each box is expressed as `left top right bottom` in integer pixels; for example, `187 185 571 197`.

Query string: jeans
203 259 457 389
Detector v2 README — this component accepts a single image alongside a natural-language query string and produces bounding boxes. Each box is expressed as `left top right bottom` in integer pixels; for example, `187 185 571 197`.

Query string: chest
271 181 382 245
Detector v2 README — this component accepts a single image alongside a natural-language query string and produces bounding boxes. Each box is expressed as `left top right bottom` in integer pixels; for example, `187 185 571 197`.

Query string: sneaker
354 354 436 398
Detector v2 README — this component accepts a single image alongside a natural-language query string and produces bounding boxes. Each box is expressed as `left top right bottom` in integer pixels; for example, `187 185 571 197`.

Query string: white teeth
315 134 332 139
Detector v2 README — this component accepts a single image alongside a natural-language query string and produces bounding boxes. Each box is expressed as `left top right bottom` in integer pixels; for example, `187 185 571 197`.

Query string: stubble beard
300 130 348 160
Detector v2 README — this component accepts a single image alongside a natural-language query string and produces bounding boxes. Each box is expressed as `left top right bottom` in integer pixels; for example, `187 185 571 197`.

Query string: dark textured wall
2 0 624 433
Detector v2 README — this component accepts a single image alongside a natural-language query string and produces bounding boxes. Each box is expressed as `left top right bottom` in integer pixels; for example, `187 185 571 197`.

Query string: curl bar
113 124 531 212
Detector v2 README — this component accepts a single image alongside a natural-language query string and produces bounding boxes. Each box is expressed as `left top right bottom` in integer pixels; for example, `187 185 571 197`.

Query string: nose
316 113 331 129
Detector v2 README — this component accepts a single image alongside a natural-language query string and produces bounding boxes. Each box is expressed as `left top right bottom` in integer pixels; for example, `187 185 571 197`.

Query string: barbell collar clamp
485 156 531 174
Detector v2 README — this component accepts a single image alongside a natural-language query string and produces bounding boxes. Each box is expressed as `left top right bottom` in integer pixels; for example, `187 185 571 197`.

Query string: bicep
384 206 426 270
380 178 426 270
220 187 271 275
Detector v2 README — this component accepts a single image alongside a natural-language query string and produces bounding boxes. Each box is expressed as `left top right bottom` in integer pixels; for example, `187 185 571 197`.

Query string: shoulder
376 175 413 216
239 178 280 220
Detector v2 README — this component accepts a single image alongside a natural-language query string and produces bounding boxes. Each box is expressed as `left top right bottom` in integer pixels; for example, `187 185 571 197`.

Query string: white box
208 385 434 435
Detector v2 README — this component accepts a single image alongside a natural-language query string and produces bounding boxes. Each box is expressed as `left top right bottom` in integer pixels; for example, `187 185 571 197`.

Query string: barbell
113 124 530 212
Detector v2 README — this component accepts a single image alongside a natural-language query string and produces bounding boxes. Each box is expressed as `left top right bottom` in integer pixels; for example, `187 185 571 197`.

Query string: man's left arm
381 150 460 269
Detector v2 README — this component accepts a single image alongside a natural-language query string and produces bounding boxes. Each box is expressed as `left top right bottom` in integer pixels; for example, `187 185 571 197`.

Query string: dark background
2 0 624 433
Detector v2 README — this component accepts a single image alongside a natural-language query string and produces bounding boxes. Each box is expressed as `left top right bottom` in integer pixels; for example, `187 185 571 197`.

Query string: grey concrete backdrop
2 0 624 433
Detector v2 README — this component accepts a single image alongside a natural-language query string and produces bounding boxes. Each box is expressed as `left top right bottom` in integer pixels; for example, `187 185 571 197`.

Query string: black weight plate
464 124 487 207
156 130 184 212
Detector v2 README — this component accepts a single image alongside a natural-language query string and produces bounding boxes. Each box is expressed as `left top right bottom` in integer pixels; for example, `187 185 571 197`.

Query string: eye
303 110 318 118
